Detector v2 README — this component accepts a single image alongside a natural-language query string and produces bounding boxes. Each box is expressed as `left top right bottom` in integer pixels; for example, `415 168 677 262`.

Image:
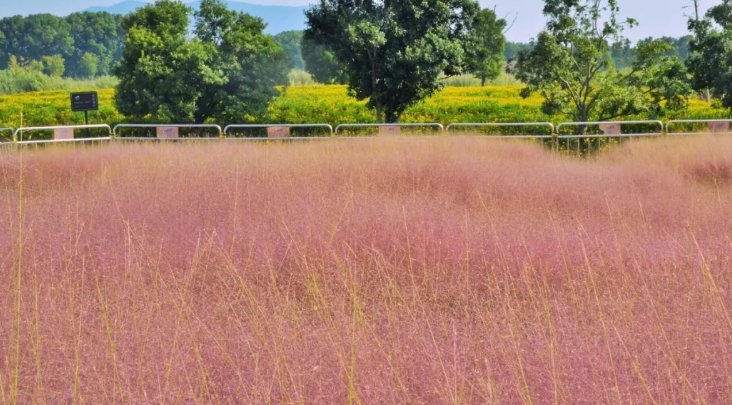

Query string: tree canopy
305 0 482 122
0 12 124 78
114 0 289 124
514 0 691 123
464 8 506 86
688 0 732 108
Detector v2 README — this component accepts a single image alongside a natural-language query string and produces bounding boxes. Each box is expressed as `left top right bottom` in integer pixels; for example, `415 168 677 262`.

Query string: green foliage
0 12 124 78
288 69 317 86
688 0 732 109
80 53 100 79
41 55 65 77
193 0 289 123
515 0 691 123
274 30 305 69
464 8 506 86
305 0 480 122
301 35 346 84
114 0 289 124
0 65 117 95
65 12 125 77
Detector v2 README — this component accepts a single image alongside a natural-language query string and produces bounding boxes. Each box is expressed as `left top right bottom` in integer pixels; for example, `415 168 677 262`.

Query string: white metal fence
666 119 732 135
12 124 112 144
446 122 555 138
224 124 333 139
556 120 665 138
335 123 444 136
113 124 223 139
1 119 729 149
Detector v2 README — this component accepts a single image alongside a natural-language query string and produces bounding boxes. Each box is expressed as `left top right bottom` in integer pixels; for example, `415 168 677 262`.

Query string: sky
0 0 715 42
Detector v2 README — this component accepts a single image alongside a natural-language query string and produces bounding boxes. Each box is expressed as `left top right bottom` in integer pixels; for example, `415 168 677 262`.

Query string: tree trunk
481 75 487 86
376 100 383 123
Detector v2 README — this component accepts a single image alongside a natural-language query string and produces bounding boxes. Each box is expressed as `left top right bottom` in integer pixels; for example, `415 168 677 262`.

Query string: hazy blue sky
0 0 714 42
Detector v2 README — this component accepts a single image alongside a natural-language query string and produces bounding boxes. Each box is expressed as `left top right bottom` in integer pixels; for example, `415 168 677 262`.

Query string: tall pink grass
0 136 731 402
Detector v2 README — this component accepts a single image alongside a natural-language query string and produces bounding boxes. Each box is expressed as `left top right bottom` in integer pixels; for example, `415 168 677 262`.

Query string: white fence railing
224 124 333 138
113 124 223 139
13 124 113 144
446 122 555 138
556 120 665 138
2 119 730 149
666 119 732 135
335 123 444 135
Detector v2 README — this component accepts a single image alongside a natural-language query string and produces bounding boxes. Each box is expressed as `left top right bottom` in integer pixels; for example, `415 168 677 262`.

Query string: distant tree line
0 12 125 78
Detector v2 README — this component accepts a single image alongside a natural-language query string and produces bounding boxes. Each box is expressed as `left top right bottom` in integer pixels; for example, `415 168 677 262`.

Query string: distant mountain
84 1 307 35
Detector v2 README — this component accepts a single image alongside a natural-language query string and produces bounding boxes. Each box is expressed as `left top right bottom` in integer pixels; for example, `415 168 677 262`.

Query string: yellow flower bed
0 85 728 128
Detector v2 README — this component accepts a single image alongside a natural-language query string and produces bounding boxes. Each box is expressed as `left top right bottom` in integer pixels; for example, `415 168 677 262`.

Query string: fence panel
446 122 555 138
556 120 664 156
224 124 333 139
335 123 444 136
13 125 112 144
666 119 732 135
113 124 223 140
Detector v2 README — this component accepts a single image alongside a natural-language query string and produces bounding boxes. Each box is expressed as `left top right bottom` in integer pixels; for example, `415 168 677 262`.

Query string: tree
80 52 99 78
464 8 506 86
515 0 691 124
114 0 288 123
688 1 732 107
115 1 218 122
274 30 305 70
0 14 73 69
193 0 289 123
42 55 65 77
305 0 480 122
301 35 346 84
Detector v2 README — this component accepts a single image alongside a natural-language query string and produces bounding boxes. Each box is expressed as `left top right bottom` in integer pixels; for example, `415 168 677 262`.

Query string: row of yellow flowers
1 85 729 129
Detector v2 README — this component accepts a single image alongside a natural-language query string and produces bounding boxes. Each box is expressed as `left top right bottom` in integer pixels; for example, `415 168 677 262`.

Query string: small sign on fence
156 126 179 139
707 121 730 133
379 126 401 136
599 123 621 135
267 126 291 138
54 127 74 140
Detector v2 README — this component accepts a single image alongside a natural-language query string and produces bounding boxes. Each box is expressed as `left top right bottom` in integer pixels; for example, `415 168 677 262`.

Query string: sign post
70 91 99 126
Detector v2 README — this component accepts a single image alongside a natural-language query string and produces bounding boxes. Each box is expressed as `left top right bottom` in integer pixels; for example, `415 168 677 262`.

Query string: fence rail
224 124 334 138
666 119 732 135
2 119 731 149
113 124 223 139
556 120 665 137
446 122 555 138
13 124 113 144
335 123 444 135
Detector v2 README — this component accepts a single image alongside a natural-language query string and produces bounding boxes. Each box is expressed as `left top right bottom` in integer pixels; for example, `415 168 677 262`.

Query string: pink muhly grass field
0 136 731 403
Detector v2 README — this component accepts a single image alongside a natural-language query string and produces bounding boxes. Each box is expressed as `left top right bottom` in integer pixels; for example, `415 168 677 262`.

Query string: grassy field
0 136 731 402
1 85 730 129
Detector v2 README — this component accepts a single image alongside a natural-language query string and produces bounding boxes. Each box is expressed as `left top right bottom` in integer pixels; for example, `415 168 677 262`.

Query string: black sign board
70 92 99 112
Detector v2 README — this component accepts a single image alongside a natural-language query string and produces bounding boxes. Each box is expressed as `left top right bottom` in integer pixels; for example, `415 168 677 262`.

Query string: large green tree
688 0 732 108
515 0 691 123
114 0 288 123
305 0 480 122
464 8 506 86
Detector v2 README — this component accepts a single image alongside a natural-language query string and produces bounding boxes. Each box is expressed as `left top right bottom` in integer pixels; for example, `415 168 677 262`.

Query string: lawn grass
0 136 730 402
